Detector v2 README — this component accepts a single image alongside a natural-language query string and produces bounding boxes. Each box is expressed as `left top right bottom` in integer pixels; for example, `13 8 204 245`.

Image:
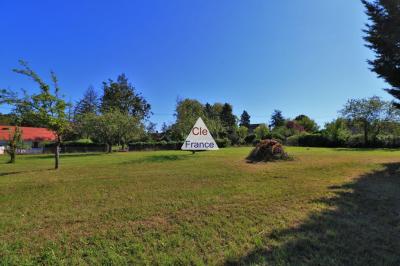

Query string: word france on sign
181 117 219 151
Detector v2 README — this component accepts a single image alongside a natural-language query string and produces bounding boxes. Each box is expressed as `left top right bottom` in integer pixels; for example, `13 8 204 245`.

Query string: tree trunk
9 149 16 164
55 140 60 169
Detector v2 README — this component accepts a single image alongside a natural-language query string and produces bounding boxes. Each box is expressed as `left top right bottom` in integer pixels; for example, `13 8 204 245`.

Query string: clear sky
0 0 390 128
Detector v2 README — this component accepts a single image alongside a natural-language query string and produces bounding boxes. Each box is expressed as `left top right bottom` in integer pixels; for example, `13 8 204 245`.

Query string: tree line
1 0 399 168
2 61 400 168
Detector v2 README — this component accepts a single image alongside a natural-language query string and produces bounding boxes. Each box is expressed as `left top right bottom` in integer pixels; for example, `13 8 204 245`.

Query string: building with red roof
0 125 56 148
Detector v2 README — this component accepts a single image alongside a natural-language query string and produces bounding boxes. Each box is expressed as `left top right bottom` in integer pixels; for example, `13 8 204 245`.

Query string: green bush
270 132 285 142
216 138 231 148
244 134 256 145
347 134 365 148
298 134 331 147
375 135 400 147
128 141 184 151
44 142 104 148
286 133 332 147
286 134 303 146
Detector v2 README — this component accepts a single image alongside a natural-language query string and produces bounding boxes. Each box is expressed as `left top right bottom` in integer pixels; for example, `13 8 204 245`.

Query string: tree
220 103 236 131
101 74 151 120
204 103 216 119
294 114 319 132
340 96 399 145
172 99 205 140
237 126 249 143
82 110 143 152
12 60 69 169
239 110 251 128
362 0 400 107
271 110 285 128
5 126 22 163
254 124 270 140
0 113 16 125
202 102 225 139
74 86 99 117
323 118 350 145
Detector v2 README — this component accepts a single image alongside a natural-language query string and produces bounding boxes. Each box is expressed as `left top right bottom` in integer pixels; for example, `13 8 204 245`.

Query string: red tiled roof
0 125 56 142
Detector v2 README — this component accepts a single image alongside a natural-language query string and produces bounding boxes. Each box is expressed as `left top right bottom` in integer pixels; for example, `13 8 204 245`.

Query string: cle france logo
181 117 219 151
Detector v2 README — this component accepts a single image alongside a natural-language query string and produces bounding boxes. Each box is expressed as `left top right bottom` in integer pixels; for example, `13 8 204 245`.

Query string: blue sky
0 0 389 128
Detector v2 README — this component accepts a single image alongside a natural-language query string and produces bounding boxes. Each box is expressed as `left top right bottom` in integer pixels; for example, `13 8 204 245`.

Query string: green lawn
0 147 399 265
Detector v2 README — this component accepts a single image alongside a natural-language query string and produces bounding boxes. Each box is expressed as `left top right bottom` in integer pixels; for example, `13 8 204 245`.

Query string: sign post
181 117 219 152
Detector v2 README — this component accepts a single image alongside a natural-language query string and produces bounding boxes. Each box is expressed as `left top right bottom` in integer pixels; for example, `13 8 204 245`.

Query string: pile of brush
246 139 289 163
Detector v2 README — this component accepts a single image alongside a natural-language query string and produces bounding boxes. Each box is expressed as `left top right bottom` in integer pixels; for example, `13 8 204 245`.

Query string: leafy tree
74 86 99 117
12 60 70 169
204 103 216 119
340 96 399 145
362 0 400 107
161 122 169 133
294 114 319 132
146 122 157 134
0 113 16 125
270 110 285 128
101 74 151 120
5 126 22 163
254 124 270 140
237 126 249 143
323 118 351 145
220 103 237 131
82 110 143 152
239 110 251 128
172 99 205 140
211 103 224 116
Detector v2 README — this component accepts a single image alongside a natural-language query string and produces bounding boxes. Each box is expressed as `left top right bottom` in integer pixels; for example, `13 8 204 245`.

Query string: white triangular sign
181 117 219 150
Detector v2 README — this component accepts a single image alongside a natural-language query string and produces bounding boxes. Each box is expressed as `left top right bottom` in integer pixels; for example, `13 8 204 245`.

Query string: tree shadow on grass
0 168 54 176
334 148 400 152
22 153 105 160
121 154 191 164
122 154 191 164
226 162 400 265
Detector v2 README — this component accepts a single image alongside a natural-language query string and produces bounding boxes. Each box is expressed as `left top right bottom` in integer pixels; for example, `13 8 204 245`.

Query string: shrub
244 134 256 145
128 141 184 151
286 134 303 146
216 138 231 148
298 133 331 147
375 134 400 147
254 124 270 139
347 134 365 148
270 132 285 142
246 139 289 163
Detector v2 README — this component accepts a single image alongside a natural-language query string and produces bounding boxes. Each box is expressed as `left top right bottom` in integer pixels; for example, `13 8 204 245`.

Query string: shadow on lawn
22 153 104 160
0 168 53 176
121 154 191 164
334 148 400 152
226 162 400 265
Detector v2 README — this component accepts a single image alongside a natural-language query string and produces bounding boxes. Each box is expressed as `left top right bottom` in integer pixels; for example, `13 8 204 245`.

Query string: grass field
0 147 399 265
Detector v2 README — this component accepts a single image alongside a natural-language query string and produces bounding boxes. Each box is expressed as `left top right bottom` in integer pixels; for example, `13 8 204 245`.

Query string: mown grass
0 147 399 265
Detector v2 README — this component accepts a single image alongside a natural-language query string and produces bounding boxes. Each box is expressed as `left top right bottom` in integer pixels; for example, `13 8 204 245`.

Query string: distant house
0 125 56 148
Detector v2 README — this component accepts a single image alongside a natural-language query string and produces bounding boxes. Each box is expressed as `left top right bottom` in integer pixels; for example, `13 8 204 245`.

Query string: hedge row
43 143 107 153
128 139 231 151
286 133 400 148
128 141 183 151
